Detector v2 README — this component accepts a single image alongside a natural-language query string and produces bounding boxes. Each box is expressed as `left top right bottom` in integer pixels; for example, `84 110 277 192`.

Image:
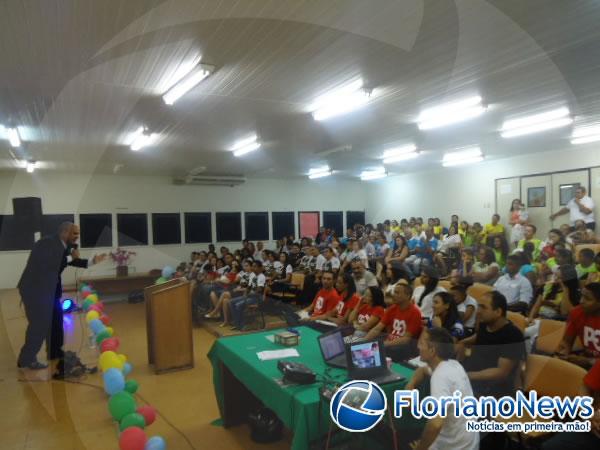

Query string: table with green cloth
208 326 424 450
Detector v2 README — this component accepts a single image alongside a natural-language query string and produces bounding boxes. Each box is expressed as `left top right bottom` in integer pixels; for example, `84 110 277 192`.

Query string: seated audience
540 228 565 261
300 271 340 320
567 219 599 246
321 247 341 274
351 260 378 295
550 185 596 231
491 236 508 269
406 228 438 275
412 266 446 320
493 254 533 313
385 235 414 279
516 224 543 261
557 282 600 369
483 214 505 247
449 282 478 336
365 283 422 361
471 246 501 285
528 264 580 322
406 327 479 450
459 291 526 398
228 261 267 330
431 292 465 340
340 240 368 272
348 286 386 335
577 248 599 280
328 273 360 325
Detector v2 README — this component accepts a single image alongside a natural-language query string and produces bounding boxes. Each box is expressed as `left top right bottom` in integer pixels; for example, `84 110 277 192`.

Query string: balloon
105 327 114 336
89 302 104 312
103 368 125 395
118 354 127 363
124 379 139 394
161 266 175 279
82 299 94 312
96 329 112 345
145 436 166 450
79 283 89 291
85 293 99 303
100 314 111 325
89 319 106 335
101 337 120 353
119 427 147 450
136 406 156 426
81 288 92 297
86 310 100 323
119 412 146 431
155 277 167 285
99 351 124 372
122 362 133 376
109 391 136 422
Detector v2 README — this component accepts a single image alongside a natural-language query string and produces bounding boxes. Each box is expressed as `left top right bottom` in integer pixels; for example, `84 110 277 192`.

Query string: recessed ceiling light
571 124 600 145
501 107 572 138
130 128 158 151
382 144 419 164
7 127 21 147
308 165 332 179
162 62 214 106
442 147 483 167
418 95 486 130
311 79 371 121
231 135 261 157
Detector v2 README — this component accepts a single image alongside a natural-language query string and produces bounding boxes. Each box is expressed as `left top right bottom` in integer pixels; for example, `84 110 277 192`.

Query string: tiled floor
0 289 290 450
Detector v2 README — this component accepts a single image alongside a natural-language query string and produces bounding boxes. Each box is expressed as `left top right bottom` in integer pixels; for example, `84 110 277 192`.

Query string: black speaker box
13 197 42 231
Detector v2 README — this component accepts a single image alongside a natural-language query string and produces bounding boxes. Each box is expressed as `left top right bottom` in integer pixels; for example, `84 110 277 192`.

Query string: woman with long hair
328 273 361 325
509 198 529 247
492 236 509 269
431 292 464 340
348 286 386 335
412 266 446 319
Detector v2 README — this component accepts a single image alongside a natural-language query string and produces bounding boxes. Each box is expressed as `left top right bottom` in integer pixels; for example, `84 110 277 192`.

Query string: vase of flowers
110 248 137 277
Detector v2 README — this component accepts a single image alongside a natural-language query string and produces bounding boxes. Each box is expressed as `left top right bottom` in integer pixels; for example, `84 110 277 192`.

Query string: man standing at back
17 222 106 376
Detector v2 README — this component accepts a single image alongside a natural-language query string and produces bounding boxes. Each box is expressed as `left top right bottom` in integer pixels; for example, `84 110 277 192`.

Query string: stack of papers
257 349 300 361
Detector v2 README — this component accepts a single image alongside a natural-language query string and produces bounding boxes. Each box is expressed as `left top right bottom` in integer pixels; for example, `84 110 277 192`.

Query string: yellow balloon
99 351 124 372
85 293 99 303
105 327 114 336
118 354 127 363
85 310 100 323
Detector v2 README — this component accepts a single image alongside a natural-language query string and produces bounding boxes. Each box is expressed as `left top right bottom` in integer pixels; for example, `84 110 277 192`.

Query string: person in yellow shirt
483 214 505 246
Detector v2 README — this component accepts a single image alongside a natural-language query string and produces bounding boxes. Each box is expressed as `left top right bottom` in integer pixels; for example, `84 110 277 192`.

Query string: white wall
0 173 366 289
366 144 600 225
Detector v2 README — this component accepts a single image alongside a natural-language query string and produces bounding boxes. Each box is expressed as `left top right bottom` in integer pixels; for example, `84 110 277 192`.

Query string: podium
144 278 194 374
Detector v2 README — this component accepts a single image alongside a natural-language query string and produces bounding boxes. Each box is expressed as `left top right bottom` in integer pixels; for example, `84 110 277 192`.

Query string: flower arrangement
109 248 137 267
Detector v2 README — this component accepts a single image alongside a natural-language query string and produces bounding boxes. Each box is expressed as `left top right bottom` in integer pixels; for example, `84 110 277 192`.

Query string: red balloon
100 337 120 353
119 427 147 450
88 304 103 314
100 314 111 325
136 405 156 426
81 289 92 298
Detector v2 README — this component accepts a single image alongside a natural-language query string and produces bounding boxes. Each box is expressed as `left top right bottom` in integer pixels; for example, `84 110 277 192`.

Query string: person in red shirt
557 282 600 369
348 286 386 334
301 271 341 320
365 283 422 361
328 273 361 325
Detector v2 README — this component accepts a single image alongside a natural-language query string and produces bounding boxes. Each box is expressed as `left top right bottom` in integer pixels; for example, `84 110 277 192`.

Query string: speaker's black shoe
17 361 48 370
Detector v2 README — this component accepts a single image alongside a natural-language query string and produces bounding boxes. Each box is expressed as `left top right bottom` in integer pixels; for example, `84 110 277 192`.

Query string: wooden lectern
144 278 194 374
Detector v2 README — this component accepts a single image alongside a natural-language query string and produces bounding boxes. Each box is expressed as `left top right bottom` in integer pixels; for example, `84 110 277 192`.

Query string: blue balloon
161 266 175 279
89 319 106 335
103 367 125 395
145 436 167 450
122 362 133 376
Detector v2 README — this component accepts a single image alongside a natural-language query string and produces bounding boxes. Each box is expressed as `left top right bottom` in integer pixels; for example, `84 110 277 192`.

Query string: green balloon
108 392 136 421
96 329 112 345
119 412 146 431
82 299 94 312
124 379 139 394
79 283 88 292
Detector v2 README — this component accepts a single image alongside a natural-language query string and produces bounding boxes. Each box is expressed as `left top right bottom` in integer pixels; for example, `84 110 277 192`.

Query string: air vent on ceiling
173 175 246 186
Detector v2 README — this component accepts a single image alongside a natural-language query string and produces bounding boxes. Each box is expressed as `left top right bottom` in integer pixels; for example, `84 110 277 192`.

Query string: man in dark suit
17 222 106 374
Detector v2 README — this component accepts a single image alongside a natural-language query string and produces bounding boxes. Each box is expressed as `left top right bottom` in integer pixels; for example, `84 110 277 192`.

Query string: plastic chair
533 319 565 355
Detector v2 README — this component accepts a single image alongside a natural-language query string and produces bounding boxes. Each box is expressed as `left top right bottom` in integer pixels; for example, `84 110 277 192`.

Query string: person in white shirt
341 240 368 272
550 186 595 231
351 260 378 295
412 266 446 319
321 247 340 274
228 260 266 330
406 327 479 450
449 283 478 335
493 254 533 313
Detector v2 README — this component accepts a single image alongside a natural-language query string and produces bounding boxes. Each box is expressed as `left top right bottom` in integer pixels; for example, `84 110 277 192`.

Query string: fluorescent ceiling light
26 161 36 173
130 129 158 151
308 166 332 179
501 107 572 138
7 127 21 147
571 124 600 145
418 95 486 130
162 62 213 105
383 151 419 165
382 144 417 159
231 135 261 157
360 168 387 181
442 147 483 167
311 79 371 121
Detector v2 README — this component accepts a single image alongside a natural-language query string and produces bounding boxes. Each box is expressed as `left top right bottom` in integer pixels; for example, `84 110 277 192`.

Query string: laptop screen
349 341 383 369
319 330 345 360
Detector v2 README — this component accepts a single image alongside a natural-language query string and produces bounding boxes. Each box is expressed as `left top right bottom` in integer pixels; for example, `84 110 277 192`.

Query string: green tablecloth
208 326 422 450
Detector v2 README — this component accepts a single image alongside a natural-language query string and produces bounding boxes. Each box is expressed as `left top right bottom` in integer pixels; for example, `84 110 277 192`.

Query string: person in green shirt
483 214 506 246
577 248 599 279
516 224 543 262
492 236 508 269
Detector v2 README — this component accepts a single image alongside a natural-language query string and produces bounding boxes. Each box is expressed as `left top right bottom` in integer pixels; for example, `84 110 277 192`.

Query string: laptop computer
345 338 405 385
317 329 348 368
